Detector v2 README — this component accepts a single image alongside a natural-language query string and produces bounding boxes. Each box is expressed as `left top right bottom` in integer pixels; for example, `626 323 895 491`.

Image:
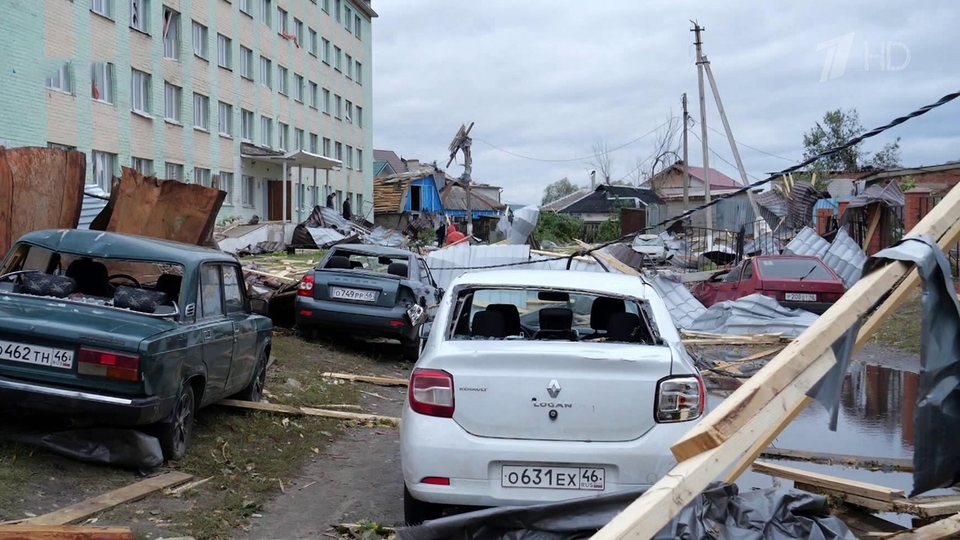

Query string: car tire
296 325 315 340
156 383 196 462
401 336 422 362
235 349 268 402
403 485 444 525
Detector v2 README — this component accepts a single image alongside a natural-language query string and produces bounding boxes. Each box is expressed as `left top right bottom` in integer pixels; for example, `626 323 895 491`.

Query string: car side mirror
419 321 432 340
250 298 270 316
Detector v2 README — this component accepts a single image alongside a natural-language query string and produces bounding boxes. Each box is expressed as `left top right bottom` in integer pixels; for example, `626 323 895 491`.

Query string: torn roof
373 149 407 176
373 165 443 214
441 181 506 213
846 180 906 209
541 189 592 211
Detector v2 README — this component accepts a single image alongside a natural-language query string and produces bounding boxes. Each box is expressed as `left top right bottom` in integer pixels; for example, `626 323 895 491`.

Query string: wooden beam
0 525 132 540
751 461 905 501
884 513 960 540
217 399 400 426
320 372 408 387
757 448 913 472
24 472 192 526
863 205 883 251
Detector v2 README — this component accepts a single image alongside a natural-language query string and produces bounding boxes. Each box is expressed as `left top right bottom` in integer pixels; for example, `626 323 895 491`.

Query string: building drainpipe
282 162 288 224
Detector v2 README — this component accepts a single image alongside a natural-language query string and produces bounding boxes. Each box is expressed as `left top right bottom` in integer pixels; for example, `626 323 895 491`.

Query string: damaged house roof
373 149 407 177
373 166 444 214
560 184 665 214
441 180 507 216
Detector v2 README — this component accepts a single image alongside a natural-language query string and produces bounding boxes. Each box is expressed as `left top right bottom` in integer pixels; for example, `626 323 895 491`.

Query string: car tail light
655 375 704 423
420 477 451 486
297 275 315 297
409 368 455 418
78 347 140 382
821 292 843 301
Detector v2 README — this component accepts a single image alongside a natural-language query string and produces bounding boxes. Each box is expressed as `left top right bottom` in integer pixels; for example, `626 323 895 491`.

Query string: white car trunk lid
440 340 673 442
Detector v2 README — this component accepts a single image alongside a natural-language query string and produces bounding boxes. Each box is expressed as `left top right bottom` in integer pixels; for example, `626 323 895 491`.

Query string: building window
258 0 271 27
241 109 254 141
277 65 288 95
90 62 115 104
130 69 151 115
220 172 234 205
194 167 211 187
193 93 209 130
356 105 363 128
355 61 363 85
242 175 255 206
334 95 341 119
164 82 181 122
356 193 363 214
345 145 353 168
345 54 352 79
91 0 113 19
293 74 304 102
239 0 251 15
240 46 253 79
354 14 362 39
48 142 77 151
334 0 341 22
344 6 352 32
322 38 330 63
295 128 304 150
322 137 331 157
357 149 362 171
309 81 318 108
131 157 152 175
344 100 352 123
259 56 271 88
278 122 289 151
322 0 329 13
333 46 341 71
92 151 116 192
45 63 73 94
334 142 342 161
192 21 208 60
308 29 318 56
130 0 149 32
294 18 303 43
217 34 232 69
260 116 272 147
309 133 318 153
277 7 288 34
322 88 330 114
162 8 180 59
165 162 183 181
218 101 233 136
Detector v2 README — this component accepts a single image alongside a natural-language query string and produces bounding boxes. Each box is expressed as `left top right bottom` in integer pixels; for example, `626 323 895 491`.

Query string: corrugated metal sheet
822 228 867 288
847 181 906 209
686 293 818 336
783 226 831 259
647 273 707 329
78 186 108 229
744 233 782 256
426 245 532 290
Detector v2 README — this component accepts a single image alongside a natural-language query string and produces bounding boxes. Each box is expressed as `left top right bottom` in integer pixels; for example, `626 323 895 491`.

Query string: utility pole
447 122 475 237
682 93 690 211
692 21 713 244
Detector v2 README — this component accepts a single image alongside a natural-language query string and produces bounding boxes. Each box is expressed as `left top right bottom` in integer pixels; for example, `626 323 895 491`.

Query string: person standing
326 192 335 209
342 197 352 220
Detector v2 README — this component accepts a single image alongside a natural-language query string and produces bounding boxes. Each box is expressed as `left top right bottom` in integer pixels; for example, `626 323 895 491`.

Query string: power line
474 118 677 163
689 117 799 163
688 130 765 182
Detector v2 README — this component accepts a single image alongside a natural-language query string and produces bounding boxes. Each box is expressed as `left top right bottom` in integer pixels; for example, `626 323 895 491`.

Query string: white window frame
130 69 151 115
241 109 254 141
259 0 272 26
277 7 288 34
356 105 362 128
45 63 73 94
220 172 234 205
165 162 184 181
334 0 341 22
309 133 318 153
294 128 304 150
334 95 341 119
344 100 352 124
356 61 362 84
260 116 272 147
293 74 304 102
294 18 303 43
91 62 115 104
345 145 353 169
334 46 342 71
92 151 116 193
322 137 331 157
91 0 113 19
164 82 182 123
357 149 363 172
242 175 255 206
192 21 208 60
163 8 180 60
130 0 149 32
240 46 253 79
322 88 330 114
308 29 318 56
194 167 211 187
335 142 342 161
218 101 233 136
131 156 152 175
355 14 362 40
278 65 288 95
344 6 351 31
345 54 352 79
193 93 210 131
239 0 251 15
217 34 232 69
278 122 289 151
322 39 330 63
322 0 330 13
309 81 318 108
259 56 271 88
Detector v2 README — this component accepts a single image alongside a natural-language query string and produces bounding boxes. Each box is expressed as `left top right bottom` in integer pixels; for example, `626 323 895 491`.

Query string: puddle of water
704 355 956 527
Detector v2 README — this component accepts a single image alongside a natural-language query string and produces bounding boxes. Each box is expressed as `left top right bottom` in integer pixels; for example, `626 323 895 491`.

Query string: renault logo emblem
547 380 561 398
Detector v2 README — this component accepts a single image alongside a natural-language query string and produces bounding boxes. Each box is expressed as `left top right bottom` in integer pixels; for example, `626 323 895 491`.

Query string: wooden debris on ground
217 399 400 427
680 330 793 346
758 448 914 472
0 525 133 539
881 513 960 540
333 521 396 540
164 477 214 498
321 372 408 387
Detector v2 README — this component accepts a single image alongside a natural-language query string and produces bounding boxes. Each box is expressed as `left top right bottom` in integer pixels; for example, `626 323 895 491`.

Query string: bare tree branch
590 140 615 184
645 116 683 194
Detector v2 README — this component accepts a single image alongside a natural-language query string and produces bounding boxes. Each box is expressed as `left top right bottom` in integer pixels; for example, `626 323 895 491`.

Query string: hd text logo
817 33 911 82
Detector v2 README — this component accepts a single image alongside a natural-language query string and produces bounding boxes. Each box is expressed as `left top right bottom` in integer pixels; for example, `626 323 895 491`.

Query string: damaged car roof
452 269 651 296
10 229 237 264
330 243 415 258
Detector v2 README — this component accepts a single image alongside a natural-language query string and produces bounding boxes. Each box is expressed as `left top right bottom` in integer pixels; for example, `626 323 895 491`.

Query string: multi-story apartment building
0 0 377 223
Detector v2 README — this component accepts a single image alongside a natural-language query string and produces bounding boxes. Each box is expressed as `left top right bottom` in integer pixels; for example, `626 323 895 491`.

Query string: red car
690 255 846 315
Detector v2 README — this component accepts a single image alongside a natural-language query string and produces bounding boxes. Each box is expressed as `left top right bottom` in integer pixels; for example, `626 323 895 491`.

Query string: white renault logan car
399 269 705 525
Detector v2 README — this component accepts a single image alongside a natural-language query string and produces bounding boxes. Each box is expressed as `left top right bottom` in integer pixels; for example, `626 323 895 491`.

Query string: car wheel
401 336 423 362
403 485 444 526
236 350 268 402
296 325 315 340
156 383 195 461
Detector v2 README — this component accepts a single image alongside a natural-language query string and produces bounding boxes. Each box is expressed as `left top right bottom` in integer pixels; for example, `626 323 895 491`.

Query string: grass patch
872 290 922 354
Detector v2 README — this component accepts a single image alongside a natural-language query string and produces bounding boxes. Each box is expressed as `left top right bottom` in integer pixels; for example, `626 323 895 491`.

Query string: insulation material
822 228 867 288
783 226 831 259
646 272 707 329
367 226 406 248
685 293 819 337
507 205 539 244
398 482 856 540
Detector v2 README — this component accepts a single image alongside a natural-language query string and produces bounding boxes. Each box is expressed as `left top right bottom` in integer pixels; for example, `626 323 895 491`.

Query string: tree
535 211 583 244
802 108 902 174
644 115 683 193
590 140 615 184
541 177 580 206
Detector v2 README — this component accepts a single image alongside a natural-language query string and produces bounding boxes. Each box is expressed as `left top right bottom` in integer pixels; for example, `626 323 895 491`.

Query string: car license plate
785 292 817 302
0 339 74 369
501 465 604 491
330 286 377 302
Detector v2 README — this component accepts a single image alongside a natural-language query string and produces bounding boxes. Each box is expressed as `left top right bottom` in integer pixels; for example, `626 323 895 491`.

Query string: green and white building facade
0 0 377 223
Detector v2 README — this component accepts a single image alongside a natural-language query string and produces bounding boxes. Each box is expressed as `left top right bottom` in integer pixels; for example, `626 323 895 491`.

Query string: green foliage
592 197 631 243
899 175 918 191
416 226 437 247
535 211 583 245
802 108 901 173
541 177 581 206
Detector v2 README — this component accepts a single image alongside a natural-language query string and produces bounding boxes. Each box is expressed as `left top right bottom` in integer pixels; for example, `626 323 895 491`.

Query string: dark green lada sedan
0 229 273 460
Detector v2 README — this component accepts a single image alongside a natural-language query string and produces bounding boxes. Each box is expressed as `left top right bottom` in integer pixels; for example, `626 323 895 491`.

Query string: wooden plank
758 448 914 472
0 525 132 540
320 372 408 387
795 482 960 519
863 206 883 250
834 507 907 539
217 399 400 426
751 461 905 501
24 472 193 526
884 514 960 540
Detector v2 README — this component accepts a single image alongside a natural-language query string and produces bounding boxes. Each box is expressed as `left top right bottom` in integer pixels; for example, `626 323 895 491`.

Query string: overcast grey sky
370 0 960 206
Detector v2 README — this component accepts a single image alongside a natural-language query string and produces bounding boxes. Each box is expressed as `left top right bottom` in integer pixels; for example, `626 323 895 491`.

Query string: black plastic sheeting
398 482 857 540
5 428 164 474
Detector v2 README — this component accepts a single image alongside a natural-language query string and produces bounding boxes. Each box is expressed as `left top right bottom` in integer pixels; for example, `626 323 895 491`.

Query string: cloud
371 0 960 205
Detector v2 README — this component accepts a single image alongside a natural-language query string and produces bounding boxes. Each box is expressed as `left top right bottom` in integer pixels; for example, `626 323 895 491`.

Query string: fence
929 194 960 281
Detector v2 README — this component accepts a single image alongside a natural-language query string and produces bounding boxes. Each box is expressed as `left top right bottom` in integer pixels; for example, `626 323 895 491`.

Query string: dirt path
244 377 408 539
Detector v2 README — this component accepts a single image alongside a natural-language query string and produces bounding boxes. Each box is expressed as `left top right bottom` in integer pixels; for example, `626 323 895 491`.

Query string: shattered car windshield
757 258 834 280
322 250 408 274
449 287 663 345
0 243 183 317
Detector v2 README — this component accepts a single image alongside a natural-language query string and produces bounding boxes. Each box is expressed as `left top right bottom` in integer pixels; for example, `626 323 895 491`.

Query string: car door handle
203 330 212 339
